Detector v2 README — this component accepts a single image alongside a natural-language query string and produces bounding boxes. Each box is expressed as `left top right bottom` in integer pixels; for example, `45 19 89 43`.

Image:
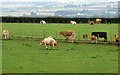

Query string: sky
1 0 119 3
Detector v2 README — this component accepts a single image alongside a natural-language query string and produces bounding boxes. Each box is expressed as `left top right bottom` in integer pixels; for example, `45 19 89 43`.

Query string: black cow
91 32 107 42
106 18 112 24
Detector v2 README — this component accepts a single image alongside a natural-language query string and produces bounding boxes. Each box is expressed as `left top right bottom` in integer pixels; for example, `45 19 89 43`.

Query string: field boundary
2 36 119 46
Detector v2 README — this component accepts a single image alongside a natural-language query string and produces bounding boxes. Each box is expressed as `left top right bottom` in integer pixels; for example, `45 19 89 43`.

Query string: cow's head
55 42 59 48
40 40 44 45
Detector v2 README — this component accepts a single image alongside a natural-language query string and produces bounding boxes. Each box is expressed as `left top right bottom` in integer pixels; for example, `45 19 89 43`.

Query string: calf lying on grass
40 36 58 49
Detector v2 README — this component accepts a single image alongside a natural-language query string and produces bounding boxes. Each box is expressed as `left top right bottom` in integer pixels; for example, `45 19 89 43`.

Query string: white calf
2 30 9 40
96 19 101 23
70 21 77 25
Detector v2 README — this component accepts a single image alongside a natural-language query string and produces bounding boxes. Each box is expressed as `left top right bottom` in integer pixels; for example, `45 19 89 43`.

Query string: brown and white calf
59 31 75 43
89 21 94 25
115 35 120 45
91 36 98 44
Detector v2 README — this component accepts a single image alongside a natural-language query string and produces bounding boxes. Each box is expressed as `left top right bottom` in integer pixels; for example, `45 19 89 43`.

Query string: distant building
30 12 37 17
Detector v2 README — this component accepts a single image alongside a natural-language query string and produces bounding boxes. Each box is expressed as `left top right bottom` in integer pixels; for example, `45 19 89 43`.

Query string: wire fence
3 29 117 45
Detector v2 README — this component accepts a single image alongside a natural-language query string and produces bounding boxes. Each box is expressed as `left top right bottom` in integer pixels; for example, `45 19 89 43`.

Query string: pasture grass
2 39 118 73
1 23 118 73
2 23 118 41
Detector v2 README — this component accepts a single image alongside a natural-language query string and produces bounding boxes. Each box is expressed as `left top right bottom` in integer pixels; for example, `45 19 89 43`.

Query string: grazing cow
40 36 58 49
2 30 9 40
89 21 94 25
70 21 77 25
96 19 102 23
91 32 107 42
91 36 98 44
83 34 89 42
59 31 75 43
40 20 46 24
115 35 120 45
66 35 75 43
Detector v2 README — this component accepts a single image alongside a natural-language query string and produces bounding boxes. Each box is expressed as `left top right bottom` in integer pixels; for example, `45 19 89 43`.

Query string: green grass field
2 23 118 40
1 23 118 73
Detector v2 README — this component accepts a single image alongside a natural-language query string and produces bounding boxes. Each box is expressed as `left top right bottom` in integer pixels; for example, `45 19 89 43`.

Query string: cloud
2 0 119 2
2 0 58 2
2 0 48 2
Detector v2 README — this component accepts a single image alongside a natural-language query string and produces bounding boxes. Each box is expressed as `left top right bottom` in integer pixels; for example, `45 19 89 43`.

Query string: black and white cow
91 32 107 42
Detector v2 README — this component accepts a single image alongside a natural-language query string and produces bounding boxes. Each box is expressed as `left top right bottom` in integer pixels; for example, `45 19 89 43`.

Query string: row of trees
1 17 119 23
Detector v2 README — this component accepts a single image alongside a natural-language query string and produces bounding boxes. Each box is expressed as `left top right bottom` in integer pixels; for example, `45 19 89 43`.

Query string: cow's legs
71 39 73 43
45 46 48 49
104 38 107 42
48 45 51 49
51 42 55 49
4 35 7 40
91 40 94 43
52 45 55 49
7 35 9 39
95 40 97 44
45 44 48 49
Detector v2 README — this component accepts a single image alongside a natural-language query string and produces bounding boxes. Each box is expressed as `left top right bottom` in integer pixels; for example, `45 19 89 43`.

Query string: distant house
30 12 37 17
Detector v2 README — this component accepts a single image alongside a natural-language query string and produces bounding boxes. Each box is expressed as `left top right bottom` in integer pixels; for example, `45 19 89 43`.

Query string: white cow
40 20 46 24
70 21 77 25
2 30 9 40
96 19 102 24
40 36 58 49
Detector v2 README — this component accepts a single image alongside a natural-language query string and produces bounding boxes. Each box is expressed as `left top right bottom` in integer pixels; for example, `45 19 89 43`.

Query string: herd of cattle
1 18 117 49
2 29 120 49
40 18 111 25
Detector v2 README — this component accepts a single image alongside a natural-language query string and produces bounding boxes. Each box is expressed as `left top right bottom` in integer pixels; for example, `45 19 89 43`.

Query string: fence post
97 34 99 42
110 34 113 43
79 34 80 40
56 31 57 39
19 25 22 37
32 30 35 39
43 30 46 38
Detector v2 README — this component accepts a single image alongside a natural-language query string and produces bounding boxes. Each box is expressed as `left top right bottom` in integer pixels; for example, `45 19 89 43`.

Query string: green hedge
1 17 119 23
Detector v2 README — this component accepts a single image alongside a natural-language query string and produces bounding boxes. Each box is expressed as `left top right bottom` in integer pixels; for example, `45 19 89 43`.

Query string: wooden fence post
56 31 57 39
43 30 46 38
